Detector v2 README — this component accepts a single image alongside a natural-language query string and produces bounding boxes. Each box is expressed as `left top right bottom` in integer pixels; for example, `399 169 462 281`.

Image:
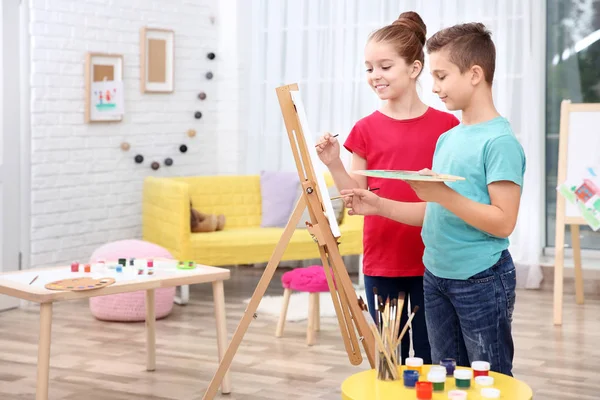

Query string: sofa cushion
190 224 362 266
260 171 300 228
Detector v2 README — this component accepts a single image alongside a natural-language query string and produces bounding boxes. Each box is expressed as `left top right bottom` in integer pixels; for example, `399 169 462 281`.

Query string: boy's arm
378 199 427 227
435 181 521 238
341 188 426 226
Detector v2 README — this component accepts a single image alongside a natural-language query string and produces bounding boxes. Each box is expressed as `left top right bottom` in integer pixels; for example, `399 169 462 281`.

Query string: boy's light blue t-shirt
421 116 526 280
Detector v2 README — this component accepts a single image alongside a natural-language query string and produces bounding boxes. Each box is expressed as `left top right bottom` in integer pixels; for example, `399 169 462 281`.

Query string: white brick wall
28 0 241 267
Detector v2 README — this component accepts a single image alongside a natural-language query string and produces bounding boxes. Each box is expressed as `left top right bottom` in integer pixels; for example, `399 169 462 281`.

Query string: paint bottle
480 388 501 399
118 258 127 267
406 357 423 375
71 262 79 272
116 265 123 273
429 365 447 375
453 369 472 389
402 369 419 388
471 361 490 377
447 390 468 400
474 375 494 389
427 370 446 392
84 264 91 273
440 358 456 376
415 381 432 400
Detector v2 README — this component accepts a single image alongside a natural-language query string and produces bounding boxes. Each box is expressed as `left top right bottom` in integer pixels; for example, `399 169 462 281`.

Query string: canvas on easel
201 84 375 400
553 100 600 325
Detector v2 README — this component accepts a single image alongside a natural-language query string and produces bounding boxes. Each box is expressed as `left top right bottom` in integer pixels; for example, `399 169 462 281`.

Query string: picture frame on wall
84 52 124 123
140 27 175 93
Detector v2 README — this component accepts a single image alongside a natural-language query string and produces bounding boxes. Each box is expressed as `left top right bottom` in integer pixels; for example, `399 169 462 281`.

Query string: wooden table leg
36 302 52 400
146 289 156 371
212 280 231 394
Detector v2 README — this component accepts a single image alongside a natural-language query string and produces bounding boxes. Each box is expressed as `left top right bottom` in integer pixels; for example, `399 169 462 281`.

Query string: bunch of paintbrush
358 289 420 381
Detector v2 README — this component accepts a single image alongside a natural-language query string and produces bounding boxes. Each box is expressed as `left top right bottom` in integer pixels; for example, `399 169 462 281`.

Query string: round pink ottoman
281 265 334 292
88 239 176 322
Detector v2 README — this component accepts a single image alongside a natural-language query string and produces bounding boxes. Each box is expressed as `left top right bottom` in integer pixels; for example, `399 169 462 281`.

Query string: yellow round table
341 365 533 399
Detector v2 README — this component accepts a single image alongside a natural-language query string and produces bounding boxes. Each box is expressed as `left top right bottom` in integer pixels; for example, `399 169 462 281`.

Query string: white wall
27 0 241 267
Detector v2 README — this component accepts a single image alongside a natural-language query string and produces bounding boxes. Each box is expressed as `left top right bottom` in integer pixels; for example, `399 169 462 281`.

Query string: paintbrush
29 275 39 285
395 305 419 348
315 134 339 147
330 187 380 201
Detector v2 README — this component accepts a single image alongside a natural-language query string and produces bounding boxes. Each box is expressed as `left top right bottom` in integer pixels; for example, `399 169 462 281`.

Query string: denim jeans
423 249 516 376
364 275 432 364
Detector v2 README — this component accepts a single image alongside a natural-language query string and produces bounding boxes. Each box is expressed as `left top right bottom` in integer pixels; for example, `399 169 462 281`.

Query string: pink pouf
281 265 333 292
88 239 176 322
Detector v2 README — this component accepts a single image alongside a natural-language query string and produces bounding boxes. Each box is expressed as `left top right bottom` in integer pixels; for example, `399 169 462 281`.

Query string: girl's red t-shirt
344 107 459 277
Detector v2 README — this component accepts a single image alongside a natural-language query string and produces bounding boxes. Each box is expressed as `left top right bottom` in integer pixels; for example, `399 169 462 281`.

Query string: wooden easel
553 100 600 325
202 84 375 399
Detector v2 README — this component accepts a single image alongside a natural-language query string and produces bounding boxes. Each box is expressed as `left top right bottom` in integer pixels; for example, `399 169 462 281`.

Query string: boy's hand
315 132 340 166
340 188 382 216
407 168 451 202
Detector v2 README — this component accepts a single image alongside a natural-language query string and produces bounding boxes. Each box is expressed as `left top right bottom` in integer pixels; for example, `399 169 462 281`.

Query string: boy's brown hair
426 23 496 84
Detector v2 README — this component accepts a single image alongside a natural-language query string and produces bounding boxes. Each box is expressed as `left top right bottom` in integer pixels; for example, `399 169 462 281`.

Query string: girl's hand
315 132 340 166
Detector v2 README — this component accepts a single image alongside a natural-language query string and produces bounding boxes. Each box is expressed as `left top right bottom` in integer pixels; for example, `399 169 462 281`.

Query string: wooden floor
0 265 599 399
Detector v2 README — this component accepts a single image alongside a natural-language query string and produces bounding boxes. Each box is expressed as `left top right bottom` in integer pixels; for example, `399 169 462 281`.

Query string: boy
340 22 526 376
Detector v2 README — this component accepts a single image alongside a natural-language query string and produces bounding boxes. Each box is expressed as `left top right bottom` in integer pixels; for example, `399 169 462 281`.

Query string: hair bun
392 11 427 45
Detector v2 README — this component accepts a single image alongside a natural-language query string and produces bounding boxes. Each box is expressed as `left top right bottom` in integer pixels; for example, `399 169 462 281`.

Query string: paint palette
45 277 116 291
354 170 465 182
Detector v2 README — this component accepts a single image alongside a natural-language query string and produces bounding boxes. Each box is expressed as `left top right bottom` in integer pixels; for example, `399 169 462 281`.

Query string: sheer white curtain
242 0 544 288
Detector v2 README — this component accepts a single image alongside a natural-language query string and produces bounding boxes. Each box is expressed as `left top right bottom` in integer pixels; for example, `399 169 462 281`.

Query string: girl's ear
410 60 423 79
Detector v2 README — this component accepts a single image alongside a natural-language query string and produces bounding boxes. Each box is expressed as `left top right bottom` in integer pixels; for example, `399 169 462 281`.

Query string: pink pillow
89 239 173 263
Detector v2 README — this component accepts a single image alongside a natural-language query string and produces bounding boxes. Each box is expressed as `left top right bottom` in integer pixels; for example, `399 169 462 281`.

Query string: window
546 0 600 249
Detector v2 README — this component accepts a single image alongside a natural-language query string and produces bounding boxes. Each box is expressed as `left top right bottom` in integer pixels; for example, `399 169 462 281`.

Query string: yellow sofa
142 175 364 266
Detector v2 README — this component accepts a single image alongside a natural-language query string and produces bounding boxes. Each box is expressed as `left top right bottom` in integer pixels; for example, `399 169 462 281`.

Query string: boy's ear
410 60 423 79
470 65 485 86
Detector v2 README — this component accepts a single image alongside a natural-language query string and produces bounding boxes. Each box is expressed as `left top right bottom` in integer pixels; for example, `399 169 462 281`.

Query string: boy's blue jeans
423 249 516 376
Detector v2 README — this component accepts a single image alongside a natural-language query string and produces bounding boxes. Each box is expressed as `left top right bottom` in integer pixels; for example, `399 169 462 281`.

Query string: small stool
275 265 333 346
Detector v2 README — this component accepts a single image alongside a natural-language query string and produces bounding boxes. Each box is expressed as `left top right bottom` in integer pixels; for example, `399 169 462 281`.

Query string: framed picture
84 53 124 123
140 27 175 93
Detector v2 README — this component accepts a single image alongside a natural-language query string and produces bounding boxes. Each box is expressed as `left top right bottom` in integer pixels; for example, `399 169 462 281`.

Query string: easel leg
36 302 52 400
307 293 317 346
202 197 306 400
553 219 565 325
146 289 156 371
571 224 584 305
327 244 375 368
314 293 320 332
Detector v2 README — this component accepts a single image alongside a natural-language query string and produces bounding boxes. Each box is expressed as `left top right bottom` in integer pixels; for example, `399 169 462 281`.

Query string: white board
564 110 600 218
290 90 341 238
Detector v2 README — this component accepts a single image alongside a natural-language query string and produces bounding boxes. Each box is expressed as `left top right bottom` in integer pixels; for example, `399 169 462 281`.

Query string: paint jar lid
453 369 472 380
403 369 419 377
429 366 447 375
427 371 446 383
475 376 494 387
472 361 491 371
481 388 501 399
406 357 424 367
447 390 468 400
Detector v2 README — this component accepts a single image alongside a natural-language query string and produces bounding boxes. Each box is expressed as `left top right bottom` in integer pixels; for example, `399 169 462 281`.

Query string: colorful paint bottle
406 357 423 375
472 361 490 377
429 365 447 375
440 358 456 376
137 267 144 275
447 390 468 400
129 258 135 266
147 262 154 275
475 375 494 389
116 265 123 273
415 381 432 400
453 369 472 389
427 370 446 392
402 369 419 388
481 388 501 399
118 258 127 267
71 262 79 272
84 264 91 273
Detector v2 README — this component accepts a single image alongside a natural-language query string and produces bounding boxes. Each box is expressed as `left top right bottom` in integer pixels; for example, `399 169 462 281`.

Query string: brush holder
375 342 400 381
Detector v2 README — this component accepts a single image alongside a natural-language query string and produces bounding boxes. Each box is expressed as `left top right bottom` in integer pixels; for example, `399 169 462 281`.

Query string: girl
316 11 459 364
